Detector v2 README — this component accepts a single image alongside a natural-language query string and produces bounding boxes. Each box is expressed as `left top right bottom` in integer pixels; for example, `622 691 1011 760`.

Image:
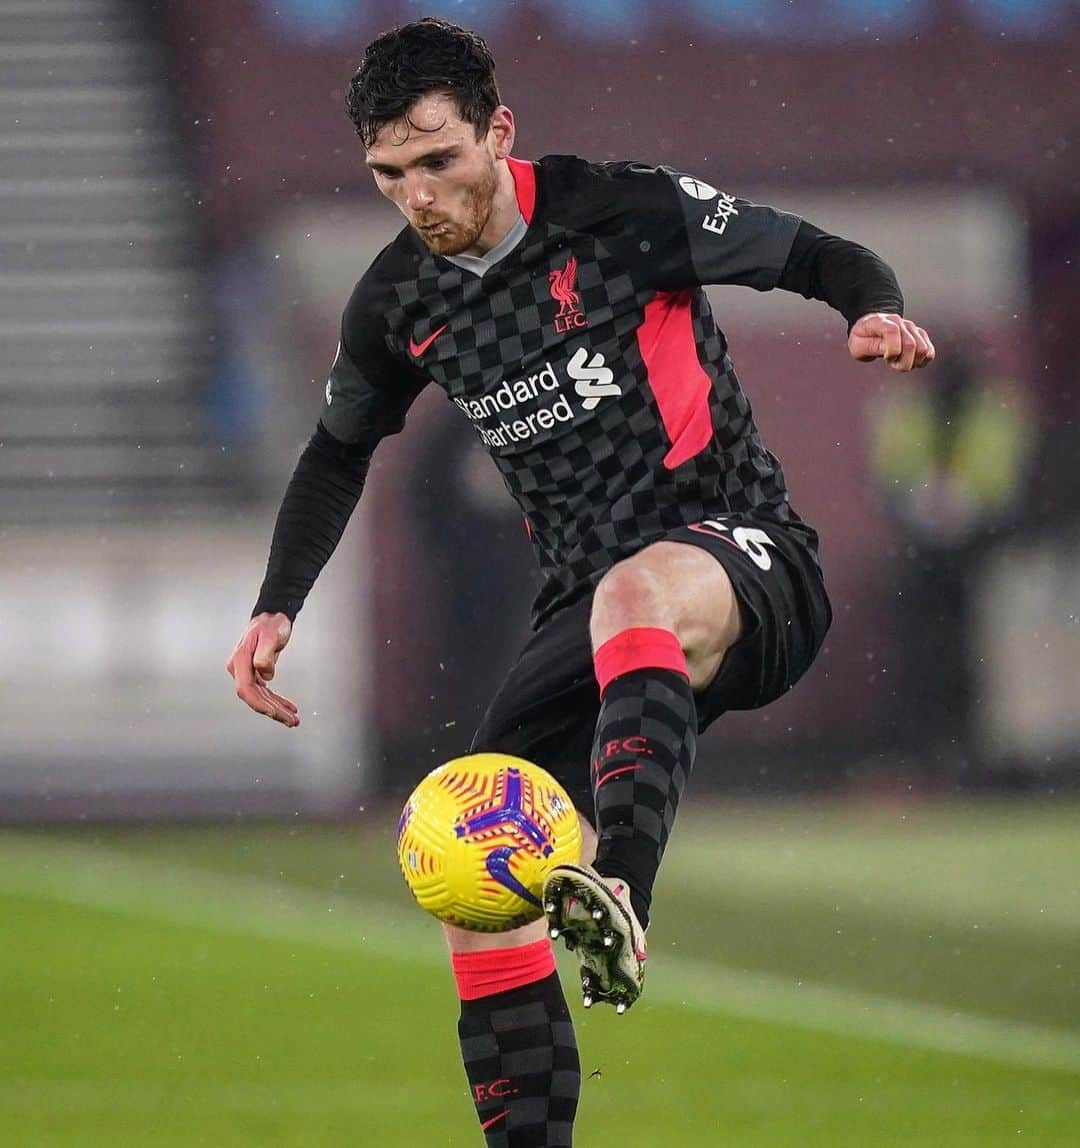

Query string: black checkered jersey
322 155 816 626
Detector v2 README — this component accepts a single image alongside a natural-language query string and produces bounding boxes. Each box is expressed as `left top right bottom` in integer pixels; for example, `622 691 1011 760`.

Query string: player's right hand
226 612 300 727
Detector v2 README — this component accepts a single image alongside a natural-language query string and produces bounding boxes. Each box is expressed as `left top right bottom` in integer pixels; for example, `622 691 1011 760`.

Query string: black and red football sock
453 939 580 1146
590 627 697 929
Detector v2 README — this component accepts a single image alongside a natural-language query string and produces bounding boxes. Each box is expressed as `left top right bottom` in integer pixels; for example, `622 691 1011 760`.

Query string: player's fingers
849 337 878 362
261 686 300 726
261 682 299 715
250 627 281 681
229 638 258 692
232 644 277 716
889 327 918 371
244 680 299 726
884 319 916 369
872 314 904 361
252 674 298 716
260 697 299 727
235 678 271 716
849 329 890 361
912 327 935 368
880 318 911 363
850 313 902 362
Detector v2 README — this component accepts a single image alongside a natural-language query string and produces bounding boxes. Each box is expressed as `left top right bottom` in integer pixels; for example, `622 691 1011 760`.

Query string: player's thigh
442 817 597 954
668 514 832 720
470 594 599 824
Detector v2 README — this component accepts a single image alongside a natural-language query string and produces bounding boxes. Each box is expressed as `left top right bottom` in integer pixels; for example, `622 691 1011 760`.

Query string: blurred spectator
868 345 1035 778
378 403 537 778
204 251 268 450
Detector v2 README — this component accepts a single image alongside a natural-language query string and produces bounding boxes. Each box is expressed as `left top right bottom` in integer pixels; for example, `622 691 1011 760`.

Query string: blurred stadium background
1 1 1078 1144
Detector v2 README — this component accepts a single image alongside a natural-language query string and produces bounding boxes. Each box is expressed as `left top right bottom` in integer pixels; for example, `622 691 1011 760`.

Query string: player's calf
453 937 580 1145
587 624 698 933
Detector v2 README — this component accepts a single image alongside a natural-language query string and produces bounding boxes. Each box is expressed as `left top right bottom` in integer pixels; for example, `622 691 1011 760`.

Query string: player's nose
404 173 435 211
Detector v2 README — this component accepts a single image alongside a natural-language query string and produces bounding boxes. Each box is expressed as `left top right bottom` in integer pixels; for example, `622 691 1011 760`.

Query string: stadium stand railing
0 0 236 523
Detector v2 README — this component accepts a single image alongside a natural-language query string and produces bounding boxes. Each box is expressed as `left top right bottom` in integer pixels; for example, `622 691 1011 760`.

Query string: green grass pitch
1 800 1078 1145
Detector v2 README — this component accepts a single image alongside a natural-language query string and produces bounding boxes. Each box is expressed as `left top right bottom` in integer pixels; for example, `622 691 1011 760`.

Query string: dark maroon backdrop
158 1 1078 784
161 2 1078 242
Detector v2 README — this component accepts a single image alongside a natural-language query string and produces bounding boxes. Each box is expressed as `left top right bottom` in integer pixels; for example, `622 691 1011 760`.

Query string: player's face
366 93 515 257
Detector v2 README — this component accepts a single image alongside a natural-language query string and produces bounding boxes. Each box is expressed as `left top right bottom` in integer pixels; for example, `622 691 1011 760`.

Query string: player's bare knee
591 545 741 691
590 558 674 648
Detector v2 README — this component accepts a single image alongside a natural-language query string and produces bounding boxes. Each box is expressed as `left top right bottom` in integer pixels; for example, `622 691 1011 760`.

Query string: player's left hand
848 312 935 372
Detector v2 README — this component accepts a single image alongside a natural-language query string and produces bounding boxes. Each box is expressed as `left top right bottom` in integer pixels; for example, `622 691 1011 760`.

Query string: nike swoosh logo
594 764 642 789
481 1110 509 1131
408 324 447 358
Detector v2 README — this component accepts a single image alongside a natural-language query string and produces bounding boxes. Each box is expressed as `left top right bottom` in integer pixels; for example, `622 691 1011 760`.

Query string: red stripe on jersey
506 156 536 224
637 290 714 469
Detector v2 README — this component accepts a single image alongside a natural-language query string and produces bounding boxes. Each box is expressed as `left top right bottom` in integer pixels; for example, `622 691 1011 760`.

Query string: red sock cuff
451 938 556 1001
593 626 689 697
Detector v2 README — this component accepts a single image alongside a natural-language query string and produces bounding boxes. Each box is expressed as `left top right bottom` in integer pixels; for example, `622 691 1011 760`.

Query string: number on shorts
694 520 777 571
731 526 776 571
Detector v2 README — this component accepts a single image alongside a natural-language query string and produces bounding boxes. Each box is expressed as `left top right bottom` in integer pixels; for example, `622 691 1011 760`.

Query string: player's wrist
250 603 296 624
849 306 903 331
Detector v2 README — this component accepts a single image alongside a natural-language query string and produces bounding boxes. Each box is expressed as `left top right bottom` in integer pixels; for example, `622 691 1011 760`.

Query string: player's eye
425 156 450 172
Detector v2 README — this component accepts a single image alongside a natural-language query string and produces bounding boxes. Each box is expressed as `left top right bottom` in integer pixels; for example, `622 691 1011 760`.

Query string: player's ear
489 105 514 160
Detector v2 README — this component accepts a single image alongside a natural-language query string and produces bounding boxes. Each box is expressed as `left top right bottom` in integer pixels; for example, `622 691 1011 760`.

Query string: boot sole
543 865 644 1013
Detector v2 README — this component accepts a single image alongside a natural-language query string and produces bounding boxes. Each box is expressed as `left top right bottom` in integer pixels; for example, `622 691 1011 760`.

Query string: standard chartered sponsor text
454 361 576 448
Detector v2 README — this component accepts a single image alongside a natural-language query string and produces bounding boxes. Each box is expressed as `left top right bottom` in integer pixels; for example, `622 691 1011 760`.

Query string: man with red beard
227 17 934 1146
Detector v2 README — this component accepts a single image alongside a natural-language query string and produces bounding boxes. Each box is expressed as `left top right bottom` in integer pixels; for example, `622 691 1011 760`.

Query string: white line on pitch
1 836 1077 1076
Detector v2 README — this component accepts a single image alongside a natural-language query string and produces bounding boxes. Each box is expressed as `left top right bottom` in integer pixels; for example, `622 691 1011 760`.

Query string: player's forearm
251 423 371 621
778 220 904 328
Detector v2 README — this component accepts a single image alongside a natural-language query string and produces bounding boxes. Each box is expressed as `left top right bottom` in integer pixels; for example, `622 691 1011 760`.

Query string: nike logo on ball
409 324 447 358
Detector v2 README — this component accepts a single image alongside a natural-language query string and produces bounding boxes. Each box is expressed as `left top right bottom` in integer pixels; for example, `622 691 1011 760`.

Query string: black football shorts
470 512 833 820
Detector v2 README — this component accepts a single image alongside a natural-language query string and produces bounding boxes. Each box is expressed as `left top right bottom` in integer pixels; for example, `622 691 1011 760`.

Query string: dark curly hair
345 18 500 149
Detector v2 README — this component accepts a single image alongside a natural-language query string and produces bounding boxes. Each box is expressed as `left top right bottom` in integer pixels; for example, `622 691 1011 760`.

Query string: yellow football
396 753 583 932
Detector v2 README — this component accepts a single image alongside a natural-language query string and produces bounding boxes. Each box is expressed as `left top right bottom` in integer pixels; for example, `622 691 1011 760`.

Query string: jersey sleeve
251 272 429 622
779 220 904 327
612 164 802 294
319 276 429 448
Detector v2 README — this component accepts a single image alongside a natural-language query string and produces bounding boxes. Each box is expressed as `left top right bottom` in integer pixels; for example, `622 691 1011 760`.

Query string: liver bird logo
548 255 581 318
